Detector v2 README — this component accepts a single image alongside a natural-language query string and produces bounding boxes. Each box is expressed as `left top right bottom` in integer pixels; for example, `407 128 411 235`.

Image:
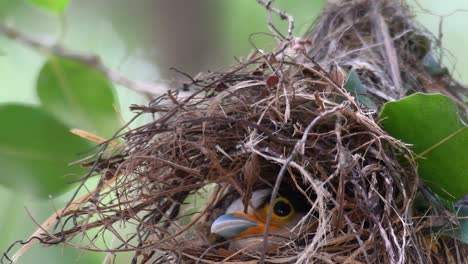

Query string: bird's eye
272 197 295 219
274 200 291 216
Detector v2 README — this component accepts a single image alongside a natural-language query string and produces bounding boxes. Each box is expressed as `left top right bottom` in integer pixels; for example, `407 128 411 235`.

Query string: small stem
0 24 165 97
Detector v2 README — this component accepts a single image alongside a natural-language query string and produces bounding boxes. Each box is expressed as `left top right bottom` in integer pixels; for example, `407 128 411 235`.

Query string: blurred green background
0 0 466 263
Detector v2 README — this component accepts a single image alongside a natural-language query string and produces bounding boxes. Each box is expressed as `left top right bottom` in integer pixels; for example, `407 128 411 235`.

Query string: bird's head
210 188 310 251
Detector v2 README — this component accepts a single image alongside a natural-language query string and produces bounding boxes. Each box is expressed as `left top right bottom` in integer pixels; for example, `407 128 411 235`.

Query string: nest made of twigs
49 56 429 263
306 0 467 108
4 0 467 264
32 59 465 263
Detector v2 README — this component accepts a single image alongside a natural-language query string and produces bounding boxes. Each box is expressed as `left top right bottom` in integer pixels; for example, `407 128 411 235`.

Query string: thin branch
256 0 295 43
0 24 166 96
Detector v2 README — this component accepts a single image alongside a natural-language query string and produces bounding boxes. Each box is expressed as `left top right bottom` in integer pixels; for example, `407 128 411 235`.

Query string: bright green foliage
37 57 120 138
0 104 92 197
343 69 377 110
28 0 69 13
380 93 468 200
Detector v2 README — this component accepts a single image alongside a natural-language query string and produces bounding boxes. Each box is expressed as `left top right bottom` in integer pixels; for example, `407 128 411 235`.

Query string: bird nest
47 59 427 264
6 0 468 264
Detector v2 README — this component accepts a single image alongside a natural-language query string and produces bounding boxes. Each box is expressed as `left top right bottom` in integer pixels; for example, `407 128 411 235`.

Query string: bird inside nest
210 187 311 251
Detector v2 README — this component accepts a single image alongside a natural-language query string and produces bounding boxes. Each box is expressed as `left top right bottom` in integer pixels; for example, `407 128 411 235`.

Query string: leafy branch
0 24 166 97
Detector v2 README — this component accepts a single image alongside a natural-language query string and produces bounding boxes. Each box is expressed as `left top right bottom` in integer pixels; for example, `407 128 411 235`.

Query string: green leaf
28 0 69 13
37 56 120 138
343 69 377 110
0 104 92 197
380 93 468 200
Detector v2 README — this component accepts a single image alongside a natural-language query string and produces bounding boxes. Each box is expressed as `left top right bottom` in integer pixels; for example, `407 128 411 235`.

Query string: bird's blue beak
210 213 258 238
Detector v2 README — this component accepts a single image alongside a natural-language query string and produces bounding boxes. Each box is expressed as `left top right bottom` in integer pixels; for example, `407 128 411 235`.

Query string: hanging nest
4 0 467 263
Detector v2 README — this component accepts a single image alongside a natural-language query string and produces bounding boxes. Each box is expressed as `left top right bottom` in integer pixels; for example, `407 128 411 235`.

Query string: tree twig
256 0 295 43
0 24 166 96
